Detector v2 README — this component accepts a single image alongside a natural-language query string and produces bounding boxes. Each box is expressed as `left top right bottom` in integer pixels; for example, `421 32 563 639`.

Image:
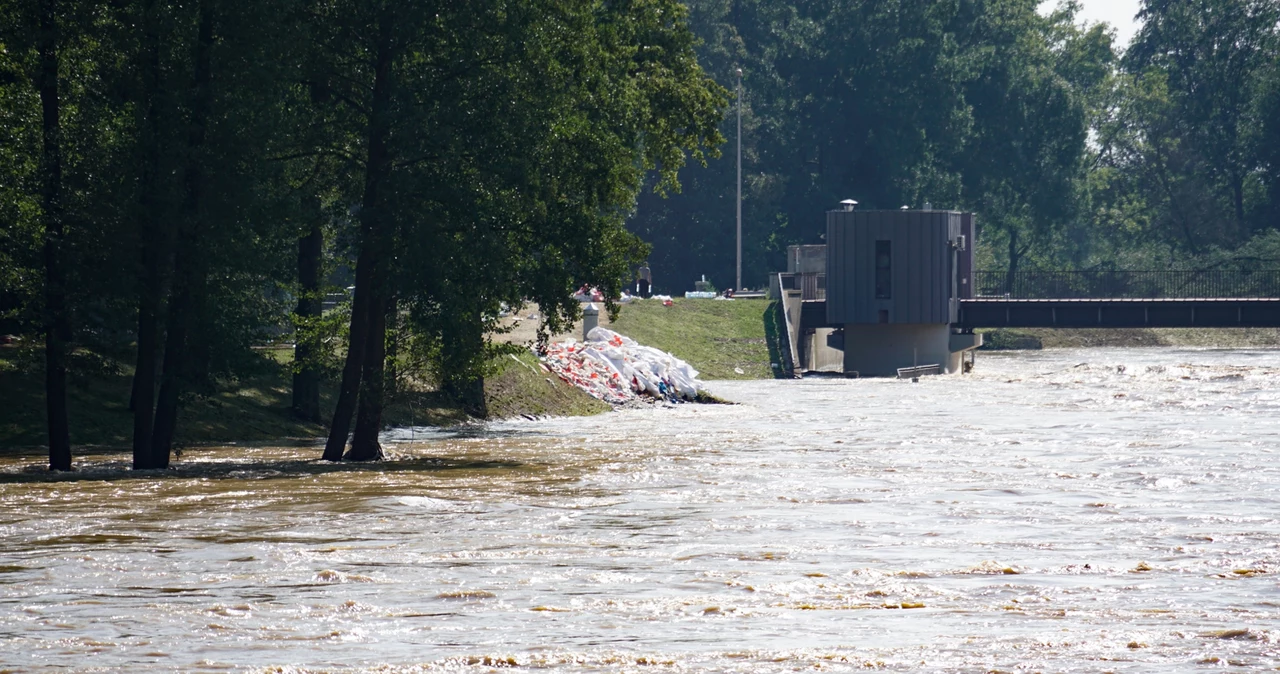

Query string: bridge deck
956 298 1280 329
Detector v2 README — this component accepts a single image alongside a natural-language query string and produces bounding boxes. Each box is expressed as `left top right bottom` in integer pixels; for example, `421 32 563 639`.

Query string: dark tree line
629 0 1280 292
0 0 724 469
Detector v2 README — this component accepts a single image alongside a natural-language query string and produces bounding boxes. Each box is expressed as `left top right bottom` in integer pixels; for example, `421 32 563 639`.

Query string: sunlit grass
608 298 775 380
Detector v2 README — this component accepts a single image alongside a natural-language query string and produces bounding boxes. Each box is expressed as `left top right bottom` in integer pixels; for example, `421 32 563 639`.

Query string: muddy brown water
3 348 1280 672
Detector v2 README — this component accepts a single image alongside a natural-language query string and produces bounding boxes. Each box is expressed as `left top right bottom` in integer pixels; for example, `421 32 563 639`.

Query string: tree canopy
629 0 1280 291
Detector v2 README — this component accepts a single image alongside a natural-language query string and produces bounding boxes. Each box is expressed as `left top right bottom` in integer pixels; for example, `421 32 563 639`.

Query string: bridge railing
972 270 1280 299
777 272 826 300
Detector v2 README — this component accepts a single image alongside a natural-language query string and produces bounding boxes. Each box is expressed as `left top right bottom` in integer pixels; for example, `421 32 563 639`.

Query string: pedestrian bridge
784 269 1280 330
958 270 1280 328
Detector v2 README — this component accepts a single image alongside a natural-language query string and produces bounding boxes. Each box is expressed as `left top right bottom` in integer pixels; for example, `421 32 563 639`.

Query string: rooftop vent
840 199 858 212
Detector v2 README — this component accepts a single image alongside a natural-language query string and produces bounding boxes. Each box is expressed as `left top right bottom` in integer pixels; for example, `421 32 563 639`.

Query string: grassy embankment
608 298 785 380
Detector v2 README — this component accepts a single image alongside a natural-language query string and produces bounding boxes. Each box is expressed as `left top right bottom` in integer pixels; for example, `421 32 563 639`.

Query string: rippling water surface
3 348 1280 672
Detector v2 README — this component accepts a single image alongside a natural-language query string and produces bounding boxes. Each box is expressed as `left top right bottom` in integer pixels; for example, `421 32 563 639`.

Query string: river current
2 348 1280 672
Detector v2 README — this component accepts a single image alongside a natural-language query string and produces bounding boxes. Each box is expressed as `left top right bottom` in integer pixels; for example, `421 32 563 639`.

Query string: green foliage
629 0 1121 291
628 0 1280 286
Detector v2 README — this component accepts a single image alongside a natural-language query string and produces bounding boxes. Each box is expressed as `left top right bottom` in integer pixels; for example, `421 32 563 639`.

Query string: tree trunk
324 243 373 460
292 211 323 422
38 0 71 471
149 0 215 468
131 0 164 468
347 291 388 461
150 282 191 467
324 11 394 461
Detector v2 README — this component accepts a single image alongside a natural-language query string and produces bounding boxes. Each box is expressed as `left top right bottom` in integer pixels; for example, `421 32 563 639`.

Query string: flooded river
3 348 1280 672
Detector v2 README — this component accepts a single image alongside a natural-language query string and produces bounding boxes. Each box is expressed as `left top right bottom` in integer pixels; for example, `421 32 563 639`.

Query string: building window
875 240 891 299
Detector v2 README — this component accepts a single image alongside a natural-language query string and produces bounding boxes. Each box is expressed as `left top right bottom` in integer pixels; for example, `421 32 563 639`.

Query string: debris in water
437 590 497 600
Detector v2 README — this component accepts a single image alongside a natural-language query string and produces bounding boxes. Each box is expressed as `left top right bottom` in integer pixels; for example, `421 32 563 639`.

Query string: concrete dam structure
776 205 982 377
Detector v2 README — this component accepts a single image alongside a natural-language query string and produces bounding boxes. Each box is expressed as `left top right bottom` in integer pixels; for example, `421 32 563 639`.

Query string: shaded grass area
484 350 610 419
979 327 1280 350
608 298 777 380
1 345 604 452
0 345 328 450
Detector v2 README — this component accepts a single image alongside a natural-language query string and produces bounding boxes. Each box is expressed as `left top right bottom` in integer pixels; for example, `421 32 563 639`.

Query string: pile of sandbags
540 327 705 404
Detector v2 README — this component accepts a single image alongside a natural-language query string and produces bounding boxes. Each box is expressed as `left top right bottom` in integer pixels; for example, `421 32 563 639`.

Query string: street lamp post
735 67 742 293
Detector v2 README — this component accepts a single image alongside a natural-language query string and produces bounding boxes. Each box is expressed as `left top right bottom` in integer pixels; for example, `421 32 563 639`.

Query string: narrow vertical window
875 240 892 299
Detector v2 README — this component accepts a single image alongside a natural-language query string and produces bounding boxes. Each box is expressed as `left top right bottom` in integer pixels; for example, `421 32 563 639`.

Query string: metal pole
736 67 742 292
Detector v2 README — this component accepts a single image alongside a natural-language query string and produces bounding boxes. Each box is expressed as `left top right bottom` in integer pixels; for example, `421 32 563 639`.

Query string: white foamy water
2 347 1279 672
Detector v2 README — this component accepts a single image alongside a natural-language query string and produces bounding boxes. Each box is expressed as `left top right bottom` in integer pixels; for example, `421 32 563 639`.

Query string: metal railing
972 270 1280 299
777 272 826 300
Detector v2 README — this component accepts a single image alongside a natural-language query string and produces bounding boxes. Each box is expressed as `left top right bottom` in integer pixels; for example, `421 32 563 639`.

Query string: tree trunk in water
292 214 323 422
324 245 372 461
347 291 388 461
150 283 191 467
324 11 394 461
148 0 215 468
39 0 71 471
131 0 164 468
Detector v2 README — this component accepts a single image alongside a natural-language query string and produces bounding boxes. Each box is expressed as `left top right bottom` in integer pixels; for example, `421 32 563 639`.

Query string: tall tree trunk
149 0 215 468
131 0 164 468
292 207 323 422
150 281 191 466
347 291 388 461
38 0 71 471
324 242 373 460
324 12 394 461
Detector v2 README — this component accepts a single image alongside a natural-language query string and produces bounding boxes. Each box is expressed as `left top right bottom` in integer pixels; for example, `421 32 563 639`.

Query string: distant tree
1123 0 1280 247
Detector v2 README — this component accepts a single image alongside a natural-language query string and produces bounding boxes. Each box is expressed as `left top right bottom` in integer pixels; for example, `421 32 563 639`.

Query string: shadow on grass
762 300 794 379
0 454 526 485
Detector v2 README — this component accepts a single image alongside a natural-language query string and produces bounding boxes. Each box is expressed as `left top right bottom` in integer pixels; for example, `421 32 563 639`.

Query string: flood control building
776 205 982 376
826 206 981 375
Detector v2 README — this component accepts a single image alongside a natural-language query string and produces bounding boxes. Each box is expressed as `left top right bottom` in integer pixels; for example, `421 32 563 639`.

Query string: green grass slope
607 298 780 380
485 351 611 419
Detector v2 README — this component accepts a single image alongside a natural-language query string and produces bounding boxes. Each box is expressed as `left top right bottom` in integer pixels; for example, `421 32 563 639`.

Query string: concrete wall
806 328 844 372
842 323 963 377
